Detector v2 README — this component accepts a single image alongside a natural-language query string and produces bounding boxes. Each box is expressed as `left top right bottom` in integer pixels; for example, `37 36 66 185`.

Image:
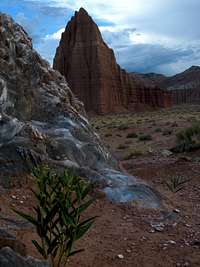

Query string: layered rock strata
53 8 171 114
133 66 200 105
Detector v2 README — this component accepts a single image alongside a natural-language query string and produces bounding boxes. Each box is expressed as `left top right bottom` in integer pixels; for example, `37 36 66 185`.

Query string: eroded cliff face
133 67 200 105
53 8 171 114
165 66 200 105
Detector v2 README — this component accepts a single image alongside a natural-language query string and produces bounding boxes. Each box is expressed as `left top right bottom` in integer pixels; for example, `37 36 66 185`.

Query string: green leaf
68 249 84 257
81 184 92 200
78 216 97 228
47 236 59 255
32 240 47 258
75 219 95 241
12 209 39 226
77 198 95 215
44 202 59 225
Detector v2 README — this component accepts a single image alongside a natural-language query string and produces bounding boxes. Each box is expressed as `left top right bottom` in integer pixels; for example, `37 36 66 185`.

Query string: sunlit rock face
53 8 172 114
0 12 161 209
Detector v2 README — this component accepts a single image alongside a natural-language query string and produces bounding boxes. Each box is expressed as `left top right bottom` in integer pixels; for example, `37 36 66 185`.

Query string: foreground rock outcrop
0 11 162 205
53 8 172 114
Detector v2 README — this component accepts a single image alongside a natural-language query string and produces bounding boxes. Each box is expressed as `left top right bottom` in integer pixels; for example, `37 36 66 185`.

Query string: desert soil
1 105 200 267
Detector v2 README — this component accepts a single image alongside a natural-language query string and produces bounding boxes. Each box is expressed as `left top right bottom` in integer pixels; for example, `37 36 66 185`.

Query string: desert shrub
138 134 152 141
155 128 162 133
172 123 200 153
14 167 96 267
123 149 144 160
124 140 132 145
117 144 128 150
104 133 112 137
171 122 178 127
154 128 162 133
162 129 172 136
165 175 190 193
117 124 129 130
126 132 138 138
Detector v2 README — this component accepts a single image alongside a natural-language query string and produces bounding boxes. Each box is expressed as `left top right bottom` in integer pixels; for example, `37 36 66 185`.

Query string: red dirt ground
1 106 200 267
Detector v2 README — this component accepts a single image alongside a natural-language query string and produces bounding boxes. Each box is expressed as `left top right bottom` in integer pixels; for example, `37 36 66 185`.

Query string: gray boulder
0 247 49 267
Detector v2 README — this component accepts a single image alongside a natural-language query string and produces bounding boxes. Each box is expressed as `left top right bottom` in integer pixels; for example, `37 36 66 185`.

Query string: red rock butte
53 8 172 114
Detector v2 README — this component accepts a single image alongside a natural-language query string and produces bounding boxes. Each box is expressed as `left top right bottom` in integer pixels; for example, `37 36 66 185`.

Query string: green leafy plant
165 175 190 193
13 167 96 267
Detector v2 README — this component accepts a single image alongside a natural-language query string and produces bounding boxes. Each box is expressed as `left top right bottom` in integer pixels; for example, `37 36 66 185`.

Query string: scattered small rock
151 222 165 232
167 240 176 245
117 254 124 259
174 209 181 213
161 150 173 157
192 240 200 247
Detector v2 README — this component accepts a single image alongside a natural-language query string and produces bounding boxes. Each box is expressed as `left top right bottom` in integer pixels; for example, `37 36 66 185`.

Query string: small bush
166 175 190 193
117 124 129 130
172 123 200 153
162 129 172 136
123 149 144 160
117 144 128 150
138 134 152 141
104 133 112 137
124 140 132 145
154 128 162 133
14 167 96 267
126 132 138 138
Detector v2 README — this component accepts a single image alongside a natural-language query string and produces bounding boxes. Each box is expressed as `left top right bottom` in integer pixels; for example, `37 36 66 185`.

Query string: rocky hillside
131 72 167 88
163 66 200 90
53 8 172 114
133 66 200 105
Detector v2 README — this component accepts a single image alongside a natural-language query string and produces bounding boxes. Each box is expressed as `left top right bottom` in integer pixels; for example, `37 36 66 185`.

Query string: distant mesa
53 8 172 114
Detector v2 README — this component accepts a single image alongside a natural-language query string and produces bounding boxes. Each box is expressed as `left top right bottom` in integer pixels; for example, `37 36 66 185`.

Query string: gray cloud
100 24 200 75
22 0 72 17
115 44 195 75
101 28 136 49
40 6 73 17
6 0 199 74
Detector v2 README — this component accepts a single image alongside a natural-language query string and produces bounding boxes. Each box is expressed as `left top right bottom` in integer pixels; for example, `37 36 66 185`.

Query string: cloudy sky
1 0 200 75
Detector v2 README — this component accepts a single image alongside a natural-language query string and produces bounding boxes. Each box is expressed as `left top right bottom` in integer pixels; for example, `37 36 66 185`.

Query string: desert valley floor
1 105 200 267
